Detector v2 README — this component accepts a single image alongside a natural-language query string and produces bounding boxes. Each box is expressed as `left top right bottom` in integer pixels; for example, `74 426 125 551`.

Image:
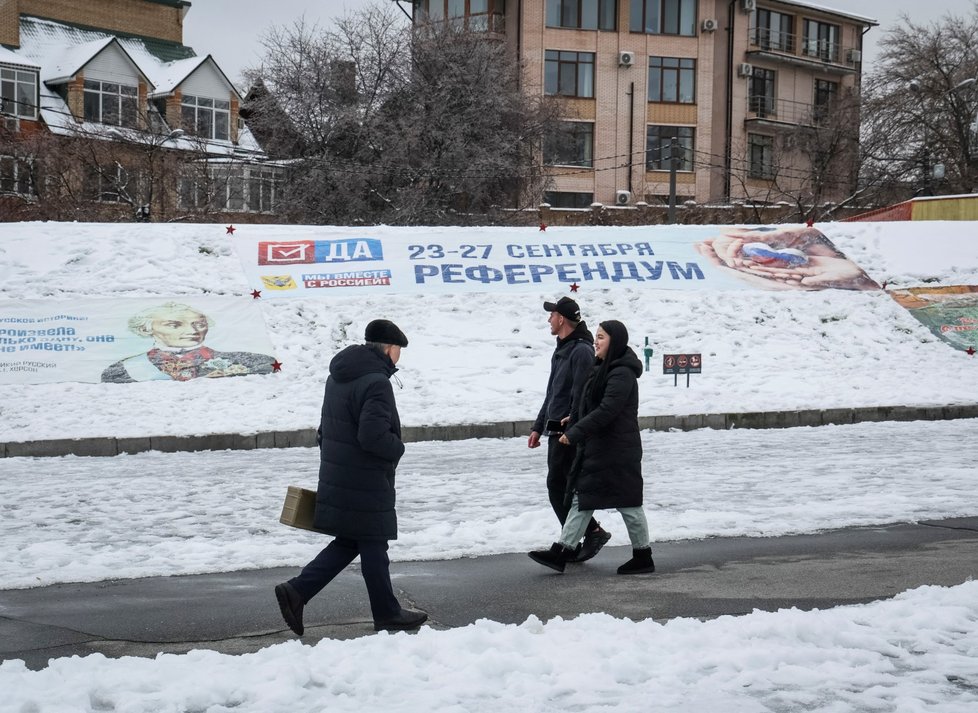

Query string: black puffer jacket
314 344 405 540
533 321 594 434
563 347 644 510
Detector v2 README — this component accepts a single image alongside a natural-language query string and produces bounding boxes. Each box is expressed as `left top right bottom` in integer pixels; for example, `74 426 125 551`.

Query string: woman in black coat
528 320 655 575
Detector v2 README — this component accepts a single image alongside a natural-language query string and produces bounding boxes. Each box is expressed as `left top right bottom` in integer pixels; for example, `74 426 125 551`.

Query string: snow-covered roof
149 55 243 102
42 37 152 87
13 16 264 159
0 45 39 69
776 0 878 26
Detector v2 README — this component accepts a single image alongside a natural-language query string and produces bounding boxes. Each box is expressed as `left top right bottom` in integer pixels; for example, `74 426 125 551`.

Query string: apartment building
411 0 877 208
0 0 277 219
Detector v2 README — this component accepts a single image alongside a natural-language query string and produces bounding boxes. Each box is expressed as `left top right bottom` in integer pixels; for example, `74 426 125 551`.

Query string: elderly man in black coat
275 319 427 635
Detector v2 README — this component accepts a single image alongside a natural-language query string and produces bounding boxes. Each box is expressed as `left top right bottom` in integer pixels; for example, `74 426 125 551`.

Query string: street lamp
907 76 978 193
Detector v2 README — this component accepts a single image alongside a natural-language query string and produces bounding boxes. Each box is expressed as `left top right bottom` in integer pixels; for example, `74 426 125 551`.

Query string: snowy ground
2 419 978 710
2 419 976 590
1 222 977 442
3 221 978 709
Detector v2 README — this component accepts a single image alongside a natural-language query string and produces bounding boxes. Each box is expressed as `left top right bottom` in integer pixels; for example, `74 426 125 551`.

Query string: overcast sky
184 0 976 88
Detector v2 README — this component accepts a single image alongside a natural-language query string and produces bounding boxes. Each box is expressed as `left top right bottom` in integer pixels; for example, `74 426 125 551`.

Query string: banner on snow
233 225 879 297
0 297 276 385
889 286 978 353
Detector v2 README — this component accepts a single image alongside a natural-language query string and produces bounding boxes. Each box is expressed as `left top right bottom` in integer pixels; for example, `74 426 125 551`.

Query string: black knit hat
365 319 408 347
543 296 581 322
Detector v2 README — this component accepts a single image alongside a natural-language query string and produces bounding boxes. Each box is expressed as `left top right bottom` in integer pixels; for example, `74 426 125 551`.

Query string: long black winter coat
314 344 405 541
563 347 644 511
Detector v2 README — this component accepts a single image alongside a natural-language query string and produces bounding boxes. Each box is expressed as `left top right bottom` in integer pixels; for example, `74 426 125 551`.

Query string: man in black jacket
275 319 427 636
528 297 610 562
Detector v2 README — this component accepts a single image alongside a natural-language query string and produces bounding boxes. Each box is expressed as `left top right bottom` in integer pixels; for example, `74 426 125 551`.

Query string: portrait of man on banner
101 302 277 383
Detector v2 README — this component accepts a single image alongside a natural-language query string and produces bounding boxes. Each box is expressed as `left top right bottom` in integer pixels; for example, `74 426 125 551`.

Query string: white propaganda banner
233 224 879 298
0 297 277 385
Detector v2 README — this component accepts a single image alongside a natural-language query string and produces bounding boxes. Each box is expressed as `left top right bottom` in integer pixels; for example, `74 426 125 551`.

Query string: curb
3 403 977 459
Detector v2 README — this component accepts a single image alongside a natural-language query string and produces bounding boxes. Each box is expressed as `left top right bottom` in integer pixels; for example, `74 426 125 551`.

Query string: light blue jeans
558 494 650 549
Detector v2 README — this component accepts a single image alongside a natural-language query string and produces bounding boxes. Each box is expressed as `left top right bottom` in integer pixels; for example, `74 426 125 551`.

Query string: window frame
802 19 840 63
543 190 594 208
546 0 617 31
544 50 596 98
83 79 139 128
749 67 777 118
629 0 697 37
420 0 506 30
648 56 696 104
181 94 231 142
646 125 695 171
0 155 34 196
544 120 595 168
0 68 38 120
748 133 775 180
752 9 794 52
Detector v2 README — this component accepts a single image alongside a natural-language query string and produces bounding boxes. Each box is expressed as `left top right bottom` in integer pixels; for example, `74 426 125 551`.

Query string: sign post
663 352 702 387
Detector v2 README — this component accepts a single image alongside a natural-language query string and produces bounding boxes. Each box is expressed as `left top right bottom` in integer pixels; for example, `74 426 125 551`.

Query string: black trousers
288 537 400 622
546 435 599 533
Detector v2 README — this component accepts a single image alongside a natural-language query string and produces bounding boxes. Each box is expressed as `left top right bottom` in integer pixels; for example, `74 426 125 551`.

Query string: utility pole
667 137 680 224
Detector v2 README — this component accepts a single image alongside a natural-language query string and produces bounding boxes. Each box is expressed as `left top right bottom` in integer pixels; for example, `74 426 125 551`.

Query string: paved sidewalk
2 517 976 671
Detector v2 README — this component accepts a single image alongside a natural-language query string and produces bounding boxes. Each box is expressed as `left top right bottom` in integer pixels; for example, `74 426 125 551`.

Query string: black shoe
275 582 305 636
617 547 656 575
374 608 428 632
528 542 575 572
570 528 611 563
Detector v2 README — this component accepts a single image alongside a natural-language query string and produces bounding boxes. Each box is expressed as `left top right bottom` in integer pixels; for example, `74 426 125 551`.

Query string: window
545 51 595 98
544 121 594 167
646 126 694 171
748 134 774 179
630 0 697 36
803 20 840 62
0 156 33 195
83 80 138 128
546 0 616 30
752 9 794 52
182 95 231 141
1 68 38 119
814 79 838 111
543 191 593 208
749 68 776 118
648 57 695 103
86 163 130 203
421 0 506 30
179 164 279 213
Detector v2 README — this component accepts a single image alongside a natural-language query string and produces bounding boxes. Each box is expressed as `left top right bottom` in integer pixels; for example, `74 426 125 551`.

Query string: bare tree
245 3 558 225
861 4 978 199
724 88 864 223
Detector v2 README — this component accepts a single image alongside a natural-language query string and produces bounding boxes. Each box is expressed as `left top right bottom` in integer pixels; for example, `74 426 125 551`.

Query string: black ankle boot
528 542 575 572
617 547 656 575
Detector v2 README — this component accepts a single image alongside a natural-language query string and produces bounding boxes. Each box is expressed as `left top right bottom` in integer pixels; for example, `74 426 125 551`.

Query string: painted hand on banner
695 227 879 292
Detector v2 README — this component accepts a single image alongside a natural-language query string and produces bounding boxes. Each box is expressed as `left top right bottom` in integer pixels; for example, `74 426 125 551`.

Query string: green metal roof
22 15 197 63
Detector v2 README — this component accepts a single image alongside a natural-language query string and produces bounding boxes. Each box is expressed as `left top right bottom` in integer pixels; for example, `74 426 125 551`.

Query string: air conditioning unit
741 0 757 12
615 190 632 206
618 51 635 68
737 62 754 77
846 48 862 64
3 116 18 132
701 18 718 32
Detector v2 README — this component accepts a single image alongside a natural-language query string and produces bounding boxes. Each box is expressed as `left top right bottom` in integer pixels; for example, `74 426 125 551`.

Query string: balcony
748 26 861 73
745 95 832 127
415 11 506 34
